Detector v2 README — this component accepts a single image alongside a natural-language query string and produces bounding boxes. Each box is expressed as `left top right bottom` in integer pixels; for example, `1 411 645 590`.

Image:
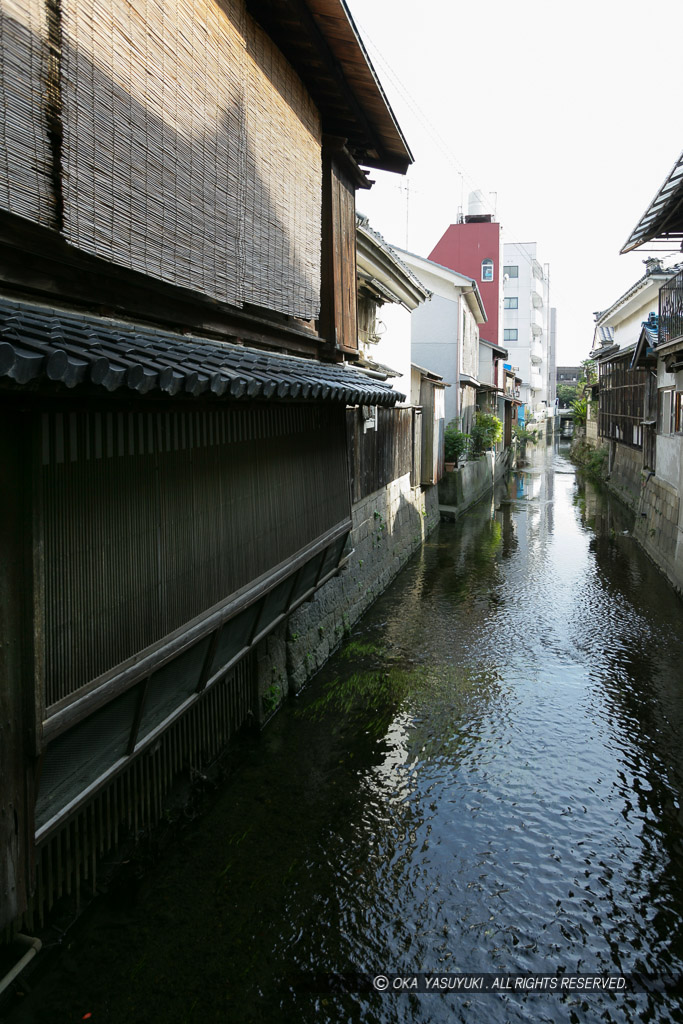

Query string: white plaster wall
613 302 658 350
370 302 413 405
461 301 479 379
479 345 494 386
658 363 676 387
411 292 460 422
656 435 681 490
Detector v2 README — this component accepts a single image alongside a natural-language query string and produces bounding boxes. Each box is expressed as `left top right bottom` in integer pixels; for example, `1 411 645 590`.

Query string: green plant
261 683 281 715
444 420 470 462
470 412 503 456
571 396 588 426
512 424 541 445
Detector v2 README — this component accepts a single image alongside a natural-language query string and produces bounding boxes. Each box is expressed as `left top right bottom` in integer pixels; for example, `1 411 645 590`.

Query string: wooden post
0 409 37 929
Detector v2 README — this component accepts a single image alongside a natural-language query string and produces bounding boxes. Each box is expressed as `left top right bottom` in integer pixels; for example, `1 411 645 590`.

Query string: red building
429 196 501 349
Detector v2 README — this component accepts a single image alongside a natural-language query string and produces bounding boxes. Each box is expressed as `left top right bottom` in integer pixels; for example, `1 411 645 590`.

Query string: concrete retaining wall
256 475 440 716
438 448 512 522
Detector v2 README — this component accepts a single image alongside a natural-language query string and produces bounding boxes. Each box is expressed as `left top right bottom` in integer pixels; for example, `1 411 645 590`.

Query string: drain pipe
638 469 655 517
0 934 42 996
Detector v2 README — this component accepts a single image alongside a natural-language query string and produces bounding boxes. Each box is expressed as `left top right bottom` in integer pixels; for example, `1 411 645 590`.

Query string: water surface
12 443 683 1024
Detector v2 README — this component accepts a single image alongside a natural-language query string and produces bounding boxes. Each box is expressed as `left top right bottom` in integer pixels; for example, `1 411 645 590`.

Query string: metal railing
659 269 683 345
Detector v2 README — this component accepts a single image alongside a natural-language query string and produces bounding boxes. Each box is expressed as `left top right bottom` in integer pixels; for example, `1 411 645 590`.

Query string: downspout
0 934 43 996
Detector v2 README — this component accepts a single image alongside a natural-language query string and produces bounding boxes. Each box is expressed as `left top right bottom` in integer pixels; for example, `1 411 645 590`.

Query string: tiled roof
621 149 683 253
0 297 403 405
594 326 615 345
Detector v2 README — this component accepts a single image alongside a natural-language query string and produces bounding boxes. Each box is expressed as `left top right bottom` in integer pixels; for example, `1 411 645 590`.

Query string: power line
354 17 548 277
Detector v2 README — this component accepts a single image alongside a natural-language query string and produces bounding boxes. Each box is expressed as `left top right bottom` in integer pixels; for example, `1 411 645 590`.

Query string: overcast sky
345 0 683 365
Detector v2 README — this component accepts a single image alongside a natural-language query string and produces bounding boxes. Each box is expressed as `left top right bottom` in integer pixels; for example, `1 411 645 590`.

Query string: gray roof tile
0 297 404 405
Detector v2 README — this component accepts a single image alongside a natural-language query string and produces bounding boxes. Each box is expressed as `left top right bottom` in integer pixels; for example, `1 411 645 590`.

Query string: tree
557 383 578 407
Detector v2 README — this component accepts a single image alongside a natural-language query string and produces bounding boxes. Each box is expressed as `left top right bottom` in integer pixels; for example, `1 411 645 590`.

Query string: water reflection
11 441 683 1024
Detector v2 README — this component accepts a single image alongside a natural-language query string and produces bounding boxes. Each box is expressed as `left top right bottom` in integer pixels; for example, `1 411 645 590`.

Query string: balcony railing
659 269 683 345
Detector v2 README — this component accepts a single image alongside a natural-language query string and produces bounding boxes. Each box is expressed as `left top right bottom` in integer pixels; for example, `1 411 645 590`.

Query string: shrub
470 412 503 456
444 420 470 462
571 396 588 426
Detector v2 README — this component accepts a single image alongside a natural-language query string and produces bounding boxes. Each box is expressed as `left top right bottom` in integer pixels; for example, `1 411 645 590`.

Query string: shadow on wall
1 1 321 318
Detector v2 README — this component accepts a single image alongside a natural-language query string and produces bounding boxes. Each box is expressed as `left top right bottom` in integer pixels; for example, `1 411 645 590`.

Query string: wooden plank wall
39 403 350 706
346 406 414 503
320 153 357 353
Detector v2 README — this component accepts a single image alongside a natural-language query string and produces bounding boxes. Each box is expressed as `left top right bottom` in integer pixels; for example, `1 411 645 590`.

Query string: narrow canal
10 442 683 1024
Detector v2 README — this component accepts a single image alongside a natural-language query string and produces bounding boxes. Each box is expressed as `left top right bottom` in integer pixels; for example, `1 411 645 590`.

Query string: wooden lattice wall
40 403 349 707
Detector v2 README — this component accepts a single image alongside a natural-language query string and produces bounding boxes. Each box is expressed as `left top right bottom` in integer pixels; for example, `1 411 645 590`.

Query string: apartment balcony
531 274 544 300
660 268 683 345
531 307 544 333
530 339 543 364
530 368 543 391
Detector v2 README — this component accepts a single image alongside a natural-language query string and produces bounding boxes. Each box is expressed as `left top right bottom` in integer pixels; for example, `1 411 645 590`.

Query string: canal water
10 442 683 1024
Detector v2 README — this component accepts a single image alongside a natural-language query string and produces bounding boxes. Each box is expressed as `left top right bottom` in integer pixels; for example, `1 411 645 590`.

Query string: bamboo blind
59 0 322 318
0 0 54 225
243 15 322 317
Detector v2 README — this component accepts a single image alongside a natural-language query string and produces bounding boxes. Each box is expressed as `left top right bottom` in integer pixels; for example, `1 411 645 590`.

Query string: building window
504 329 518 341
504 265 519 278
659 388 683 433
504 297 518 309
481 258 494 282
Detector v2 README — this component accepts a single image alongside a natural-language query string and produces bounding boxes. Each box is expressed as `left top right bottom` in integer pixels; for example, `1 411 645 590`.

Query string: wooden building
0 0 412 932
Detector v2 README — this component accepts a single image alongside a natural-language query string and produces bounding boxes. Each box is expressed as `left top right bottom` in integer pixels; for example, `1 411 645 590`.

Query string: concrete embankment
255 474 441 714
437 448 513 522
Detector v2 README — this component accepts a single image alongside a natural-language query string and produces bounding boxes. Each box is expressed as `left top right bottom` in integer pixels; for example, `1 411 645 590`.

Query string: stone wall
607 443 642 511
255 474 440 717
600 440 683 597
633 473 683 596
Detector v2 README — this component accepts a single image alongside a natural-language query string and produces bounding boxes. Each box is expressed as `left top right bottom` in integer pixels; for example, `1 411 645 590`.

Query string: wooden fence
346 406 419 503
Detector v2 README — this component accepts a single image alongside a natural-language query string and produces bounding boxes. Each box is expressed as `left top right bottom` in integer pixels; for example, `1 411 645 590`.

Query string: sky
345 0 683 365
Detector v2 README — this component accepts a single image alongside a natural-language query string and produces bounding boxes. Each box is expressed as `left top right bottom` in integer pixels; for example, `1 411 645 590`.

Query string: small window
665 390 683 433
504 265 519 278
481 258 494 282
504 329 518 342
504 297 518 309
659 389 674 434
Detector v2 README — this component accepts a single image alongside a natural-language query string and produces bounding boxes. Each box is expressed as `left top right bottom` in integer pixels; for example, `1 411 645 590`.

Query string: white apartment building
502 242 551 417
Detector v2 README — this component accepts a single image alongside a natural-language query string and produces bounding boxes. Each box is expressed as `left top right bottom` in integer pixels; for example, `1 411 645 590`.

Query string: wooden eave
245 0 412 174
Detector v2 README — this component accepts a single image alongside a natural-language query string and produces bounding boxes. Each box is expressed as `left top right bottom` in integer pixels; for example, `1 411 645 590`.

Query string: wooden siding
320 152 358 352
346 406 414 503
39 404 350 706
419 380 445 485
